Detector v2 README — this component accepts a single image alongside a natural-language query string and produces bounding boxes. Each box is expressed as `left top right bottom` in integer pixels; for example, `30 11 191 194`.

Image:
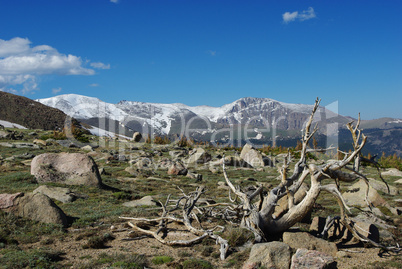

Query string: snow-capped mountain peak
37 94 333 135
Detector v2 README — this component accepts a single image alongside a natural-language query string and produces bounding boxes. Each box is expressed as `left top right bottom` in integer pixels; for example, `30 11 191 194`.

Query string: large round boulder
31 153 102 186
240 144 274 168
13 192 69 227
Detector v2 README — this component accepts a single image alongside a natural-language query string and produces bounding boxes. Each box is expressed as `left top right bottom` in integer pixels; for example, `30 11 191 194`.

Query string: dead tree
222 98 398 251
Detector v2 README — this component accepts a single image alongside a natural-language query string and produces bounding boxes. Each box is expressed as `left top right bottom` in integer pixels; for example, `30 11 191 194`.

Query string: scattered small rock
123 196 159 207
167 162 188 176
33 139 47 146
382 168 402 177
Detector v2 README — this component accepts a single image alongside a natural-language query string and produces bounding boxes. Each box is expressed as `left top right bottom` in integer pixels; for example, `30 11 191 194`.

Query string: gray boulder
33 185 78 203
309 216 380 243
81 145 94 151
368 178 399 195
382 168 402 177
167 162 188 176
31 153 102 187
123 196 159 207
0 130 9 139
13 192 69 227
291 248 336 269
343 179 390 208
283 230 338 256
33 139 47 146
240 144 273 168
242 241 292 269
169 150 187 159
187 171 202 181
186 148 211 165
0 193 23 209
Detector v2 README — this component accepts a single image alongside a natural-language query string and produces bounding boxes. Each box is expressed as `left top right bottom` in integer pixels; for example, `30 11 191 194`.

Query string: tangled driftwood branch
120 186 229 260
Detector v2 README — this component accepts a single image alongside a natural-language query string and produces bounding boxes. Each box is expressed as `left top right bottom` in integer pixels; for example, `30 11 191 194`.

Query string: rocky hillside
0 91 84 131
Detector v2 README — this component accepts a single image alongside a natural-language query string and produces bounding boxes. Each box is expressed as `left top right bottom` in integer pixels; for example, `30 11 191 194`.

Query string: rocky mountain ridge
36 93 402 156
37 94 352 134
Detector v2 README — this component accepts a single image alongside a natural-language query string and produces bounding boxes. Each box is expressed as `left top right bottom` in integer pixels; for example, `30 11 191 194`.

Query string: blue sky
0 0 401 119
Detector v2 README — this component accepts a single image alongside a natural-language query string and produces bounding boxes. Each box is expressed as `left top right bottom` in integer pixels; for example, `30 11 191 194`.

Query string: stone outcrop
342 179 394 210
12 192 68 227
382 168 402 177
167 162 188 176
242 241 292 269
31 153 102 187
186 148 211 165
282 230 338 256
368 178 399 195
123 196 159 207
0 193 23 209
240 144 273 168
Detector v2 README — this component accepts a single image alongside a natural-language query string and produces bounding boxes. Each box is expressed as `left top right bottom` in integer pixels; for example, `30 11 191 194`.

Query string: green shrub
151 255 174 265
0 248 63 269
82 233 115 249
182 258 213 269
225 226 254 247
200 246 214 257
112 191 132 200
94 252 147 269
0 211 64 246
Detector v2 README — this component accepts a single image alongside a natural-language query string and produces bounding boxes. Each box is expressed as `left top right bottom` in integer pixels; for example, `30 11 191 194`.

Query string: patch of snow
87 126 131 140
0 120 27 129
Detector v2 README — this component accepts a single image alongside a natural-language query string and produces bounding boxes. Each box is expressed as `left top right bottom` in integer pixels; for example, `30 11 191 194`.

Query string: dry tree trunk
222 98 398 252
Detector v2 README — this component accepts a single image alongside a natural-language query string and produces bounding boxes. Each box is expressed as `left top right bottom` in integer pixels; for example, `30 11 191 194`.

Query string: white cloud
0 37 108 93
283 7 316 23
0 37 31 57
52 87 62 94
110 0 119 3
89 83 100 87
0 74 37 94
90 62 110 69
